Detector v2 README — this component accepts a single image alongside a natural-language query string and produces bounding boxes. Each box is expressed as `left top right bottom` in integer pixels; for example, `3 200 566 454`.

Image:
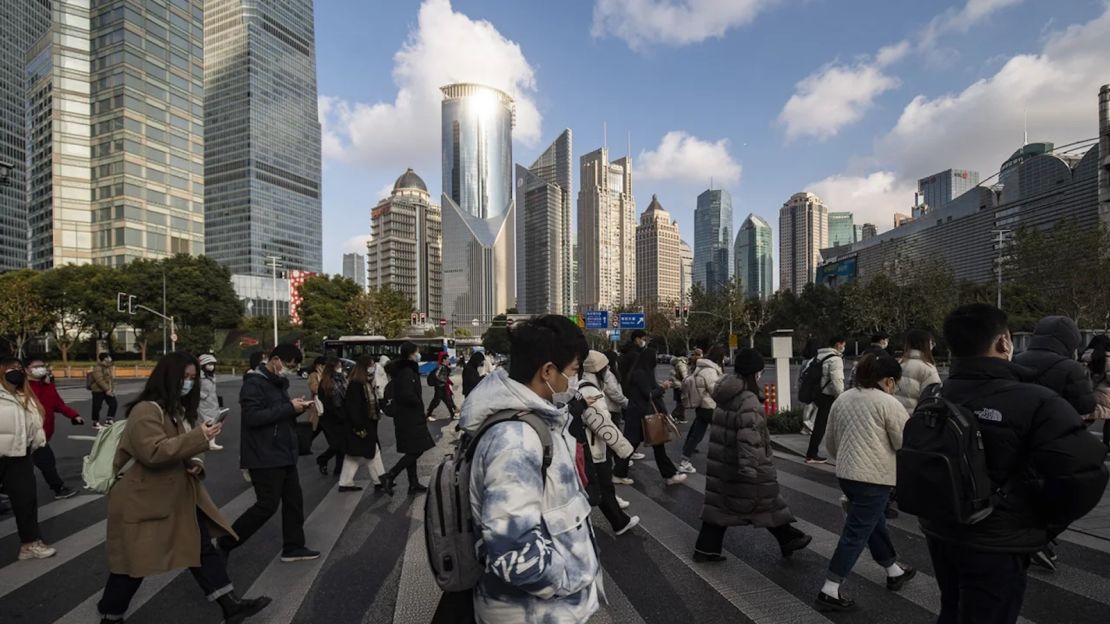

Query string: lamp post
991 229 1012 309
267 256 281 348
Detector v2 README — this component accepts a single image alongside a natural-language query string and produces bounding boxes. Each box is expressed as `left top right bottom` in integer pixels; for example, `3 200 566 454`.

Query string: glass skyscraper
734 214 773 300
694 188 732 293
828 211 856 248
516 129 572 315
917 168 980 213
204 0 323 276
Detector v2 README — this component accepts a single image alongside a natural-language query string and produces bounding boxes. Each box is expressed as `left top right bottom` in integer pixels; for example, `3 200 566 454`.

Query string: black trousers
98 509 232 618
31 444 65 491
426 387 458 417
682 408 714 459
593 455 631 531
695 521 805 555
613 414 677 479
387 453 421 484
228 465 306 553
806 394 836 459
927 536 1029 624
91 392 118 422
312 426 344 471
0 454 40 543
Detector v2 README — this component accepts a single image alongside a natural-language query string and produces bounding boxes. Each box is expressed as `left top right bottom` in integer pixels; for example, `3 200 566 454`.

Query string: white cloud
808 172 918 233
637 131 742 185
591 0 775 49
319 0 541 178
341 234 372 256
778 61 901 142
922 0 1023 44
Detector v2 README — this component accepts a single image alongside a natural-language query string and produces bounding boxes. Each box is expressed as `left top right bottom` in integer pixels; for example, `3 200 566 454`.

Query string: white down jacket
694 359 724 409
894 350 942 415
826 388 908 487
581 372 633 462
0 386 46 457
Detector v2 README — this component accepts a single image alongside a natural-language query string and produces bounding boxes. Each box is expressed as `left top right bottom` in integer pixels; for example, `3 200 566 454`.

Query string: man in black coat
926 305 1108 624
219 344 320 562
1014 315 1096 416
380 342 435 495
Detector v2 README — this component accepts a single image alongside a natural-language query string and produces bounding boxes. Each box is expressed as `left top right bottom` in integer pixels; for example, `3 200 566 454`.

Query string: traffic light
420 312 427 324
116 292 133 314
410 313 418 325
674 306 681 319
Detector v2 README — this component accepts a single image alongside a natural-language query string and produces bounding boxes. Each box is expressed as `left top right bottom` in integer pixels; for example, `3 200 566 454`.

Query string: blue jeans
827 479 897 582
682 408 713 459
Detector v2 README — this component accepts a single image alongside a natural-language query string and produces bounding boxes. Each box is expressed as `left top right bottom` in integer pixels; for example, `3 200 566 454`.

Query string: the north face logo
975 408 1003 423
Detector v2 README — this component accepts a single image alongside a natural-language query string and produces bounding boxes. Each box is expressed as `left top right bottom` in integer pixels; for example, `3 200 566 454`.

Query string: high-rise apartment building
827 211 856 248
917 168 980 213
2 1 49 270
440 83 515 329
734 214 773 299
779 192 828 293
679 240 693 306
342 252 366 290
694 188 732 293
204 0 323 277
578 147 635 311
367 169 442 320
516 129 572 315
635 195 682 311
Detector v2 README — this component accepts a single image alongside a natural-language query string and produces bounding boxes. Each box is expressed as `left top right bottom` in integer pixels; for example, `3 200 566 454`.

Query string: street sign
609 330 621 342
439 319 448 327
728 334 738 349
585 310 609 330
618 313 645 330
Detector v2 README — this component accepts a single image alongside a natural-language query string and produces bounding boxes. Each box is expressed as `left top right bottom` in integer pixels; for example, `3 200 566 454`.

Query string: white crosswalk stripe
0 494 99 541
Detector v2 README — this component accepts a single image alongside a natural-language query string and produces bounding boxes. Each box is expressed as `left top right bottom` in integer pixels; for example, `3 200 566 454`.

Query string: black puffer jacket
926 357 1109 552
1013 316 1096 416
385 358 434 455
239 365 298 469
342 380 379 459
702 375 795 528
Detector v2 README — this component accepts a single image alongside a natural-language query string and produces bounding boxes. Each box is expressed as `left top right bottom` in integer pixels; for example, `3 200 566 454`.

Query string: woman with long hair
338 355 384 492
1083 334 1110 447
381 342 435 495
0 355 54 560
893 329 942 415
462 351 486 397
580 350 638 534
98 352 270 623
314 356 347 476
612 347 683 485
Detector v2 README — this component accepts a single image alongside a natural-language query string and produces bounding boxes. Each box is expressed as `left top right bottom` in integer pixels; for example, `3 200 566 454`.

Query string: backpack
896 384 995 525
681 372 704 409
797 354 836 404
425 410 552 593
81 403 156 494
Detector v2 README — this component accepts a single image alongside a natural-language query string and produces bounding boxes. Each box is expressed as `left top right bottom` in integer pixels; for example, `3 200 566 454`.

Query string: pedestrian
97 351 271 623
579 350 638 534
380 342 434 496
694 348 812 565
613 347 684 486
816 352 915 612
618 330 649 396
426 352 459 421
670 354 689 422
243 351 266 382
800 338 819 434
337 355 383 492
679 345 725 473
25 357 81 499
460 315 601 623
1081 334 1110 447
313 356 346 476
462 352 486 397
218 343 320 563
893 330 941 415
805 336 846 464
374 355 390 398
925 304 1108 624
305 356 327 399
90 351 117 429
0 356 56 560
847 333 889 390
1014 316 1096 416
197 354 224 451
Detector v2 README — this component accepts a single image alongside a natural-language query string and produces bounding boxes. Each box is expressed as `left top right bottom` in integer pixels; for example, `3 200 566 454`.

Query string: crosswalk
2 416 1109 623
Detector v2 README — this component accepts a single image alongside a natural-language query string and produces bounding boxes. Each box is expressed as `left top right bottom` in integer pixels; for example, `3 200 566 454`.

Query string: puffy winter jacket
580 372 633 462
29 379 79 441
893 351 942 415
602 369 628 414
238 365 299 469
816 348 845 396
1014 316 1096 417
460 368 601 624
672 357 689 382
0 387 45 457
91 362 114 394
198 374 220 424
693 359 724 409
826 388 908 486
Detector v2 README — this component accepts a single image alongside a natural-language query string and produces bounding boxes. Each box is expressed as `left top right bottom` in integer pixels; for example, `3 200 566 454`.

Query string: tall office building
679 240 693 306
917 168 979 212
26 0 205 269
827 212 856 247
694 188 732 293
204 0 323 277
2 1 49 270
1099 84 1109 224
779 192 828 293
734 214 773 299
516 129 572 315
635 195 682 311
578 147 635 311
860 223 877 240
367 169 442 320
440 83 515 328
342 252 366 290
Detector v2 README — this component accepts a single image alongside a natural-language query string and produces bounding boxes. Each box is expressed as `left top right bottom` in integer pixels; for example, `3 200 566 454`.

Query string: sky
315 0 1110 283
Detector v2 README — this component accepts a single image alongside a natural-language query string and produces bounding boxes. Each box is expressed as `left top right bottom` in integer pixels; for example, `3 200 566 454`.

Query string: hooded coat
701 375 795 528
893 350 942 415
1014 316 1096 416
384 358 434 455
459 368 601 623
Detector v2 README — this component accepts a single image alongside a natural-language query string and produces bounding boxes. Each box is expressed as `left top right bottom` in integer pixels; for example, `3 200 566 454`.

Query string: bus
321 336 456 376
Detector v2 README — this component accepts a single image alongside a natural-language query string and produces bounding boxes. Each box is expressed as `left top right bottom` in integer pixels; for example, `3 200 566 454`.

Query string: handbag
642 412 679 446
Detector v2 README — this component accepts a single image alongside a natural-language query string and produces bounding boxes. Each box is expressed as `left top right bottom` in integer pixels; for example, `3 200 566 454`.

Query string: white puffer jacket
894 351 942 415
0 387 46 457
694 359 724 409
602 369 629 414
826 388 908 486
581 372 634 462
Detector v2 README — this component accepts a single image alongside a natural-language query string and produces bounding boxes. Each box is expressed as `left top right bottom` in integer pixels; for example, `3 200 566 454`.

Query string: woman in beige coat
97 352 271 624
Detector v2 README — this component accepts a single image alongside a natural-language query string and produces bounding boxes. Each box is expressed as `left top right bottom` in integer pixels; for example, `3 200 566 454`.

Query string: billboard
815 257 858 288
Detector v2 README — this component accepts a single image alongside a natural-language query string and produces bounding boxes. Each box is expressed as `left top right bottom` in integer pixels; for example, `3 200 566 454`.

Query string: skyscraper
342 252 366 290
367 169 442 320
860 223 878 240
917 168 980 212
694 188 732 293
516 129 572 315
635 195 682 311
779 192 828 293
679 240 693 307
734 214 773 300
440 84 515 328
827 212 856 247
26 0 205 268
204 0 323 276
1099 84 1109 225
578 147 635 311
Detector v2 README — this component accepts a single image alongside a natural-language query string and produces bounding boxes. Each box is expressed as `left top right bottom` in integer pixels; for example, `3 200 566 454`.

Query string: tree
1007 221 1110 328
482 315 512 355
76 264 129 354
349 287 413 338
162 254 242 352
0 271 50 357
31 265 92 366
739 294 778 348
119 258 170 360
297 274 362 346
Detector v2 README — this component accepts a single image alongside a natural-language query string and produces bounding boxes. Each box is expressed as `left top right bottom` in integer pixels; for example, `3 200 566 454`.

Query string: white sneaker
612 476 634 485
617 496 630 510
631 452 646 460
208 440 223 451
92 422 104 431
616 515 640 536
665 473 688 485
677 460 697 474
18 540 56 560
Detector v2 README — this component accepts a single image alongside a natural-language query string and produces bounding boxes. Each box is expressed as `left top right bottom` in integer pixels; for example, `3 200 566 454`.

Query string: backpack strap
464 410 553 481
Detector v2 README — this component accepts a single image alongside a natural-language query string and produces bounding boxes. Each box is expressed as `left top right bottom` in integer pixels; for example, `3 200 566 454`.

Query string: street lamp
267 256 282 348
991 229 1012 309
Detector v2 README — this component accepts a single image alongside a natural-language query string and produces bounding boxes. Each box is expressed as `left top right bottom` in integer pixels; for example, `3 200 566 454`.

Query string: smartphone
215 407 230 424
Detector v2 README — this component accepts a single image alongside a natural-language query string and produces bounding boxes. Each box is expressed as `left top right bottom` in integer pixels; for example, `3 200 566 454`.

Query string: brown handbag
643 412 679 446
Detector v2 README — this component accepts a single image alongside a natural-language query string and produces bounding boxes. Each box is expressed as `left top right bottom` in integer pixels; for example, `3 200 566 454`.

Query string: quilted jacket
580 371 633 462
817 348 845 396
0 387 46 457
826 388 908 486
693 359 724 409
893 351 942 415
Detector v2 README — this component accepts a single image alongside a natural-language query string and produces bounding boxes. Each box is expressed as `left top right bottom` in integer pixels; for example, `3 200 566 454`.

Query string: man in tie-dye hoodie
459 315 602 623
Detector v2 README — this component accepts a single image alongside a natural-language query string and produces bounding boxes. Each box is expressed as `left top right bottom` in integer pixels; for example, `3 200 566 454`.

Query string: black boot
380 472 396 496
217 592 272 624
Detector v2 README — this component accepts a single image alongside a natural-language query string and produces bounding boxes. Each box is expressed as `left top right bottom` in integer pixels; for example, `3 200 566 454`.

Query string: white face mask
546 371 579 406
180 379 194 396
29 367 48 380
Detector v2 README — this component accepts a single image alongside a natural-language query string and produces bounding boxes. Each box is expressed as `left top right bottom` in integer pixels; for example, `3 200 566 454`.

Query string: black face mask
5 370 26 388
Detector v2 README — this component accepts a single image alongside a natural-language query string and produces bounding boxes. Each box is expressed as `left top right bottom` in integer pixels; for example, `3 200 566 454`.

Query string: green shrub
767 406 806 435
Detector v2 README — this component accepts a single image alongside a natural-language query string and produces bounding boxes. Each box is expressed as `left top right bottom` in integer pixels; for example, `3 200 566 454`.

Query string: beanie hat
733 348 765 376
583 350 609 374
199 354 217 367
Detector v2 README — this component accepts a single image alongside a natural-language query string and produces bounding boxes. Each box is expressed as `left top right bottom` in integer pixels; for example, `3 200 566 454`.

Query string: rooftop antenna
1023 107 1028 147
710 176 714 190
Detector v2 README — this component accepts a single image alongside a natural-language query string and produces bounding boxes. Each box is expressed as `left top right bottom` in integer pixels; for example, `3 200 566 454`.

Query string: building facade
577 147 635 311
367 169 442 321
679 239 693 307
779 192 828 293
342 252 366 290
694 188 732 293
827 211 856 248
734 213 773 299
860 223 877 240
917 169 980 213
1098 85 1109 225
635 195 682 311
516 129 572 315
204 0 323 277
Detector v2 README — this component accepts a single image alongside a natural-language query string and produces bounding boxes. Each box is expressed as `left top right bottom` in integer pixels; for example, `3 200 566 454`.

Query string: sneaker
208 440 224 451
616 496 630 510
630 452 646 461
409 483 429 494
92 421 104 431
612 476 634 485
886 565 917 591
18 540 57 560
815 591 856 612
53 486 78 500
665 473 687 485
616 515 640 536
1030 550 1056 572
677 460 697 474
427 415 437 422
280 547 321 562
805 456 828 464
801 425 813 435
692 551 726 563
103 419 114 427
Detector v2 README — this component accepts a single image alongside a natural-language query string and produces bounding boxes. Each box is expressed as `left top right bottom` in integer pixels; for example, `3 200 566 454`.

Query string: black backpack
797 354 836 404
896 384 995 525
380 379 395 417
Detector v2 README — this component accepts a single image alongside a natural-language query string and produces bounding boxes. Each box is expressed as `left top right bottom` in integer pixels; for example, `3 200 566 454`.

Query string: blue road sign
585 310 610 330
619 313 645 330
609 330 621 342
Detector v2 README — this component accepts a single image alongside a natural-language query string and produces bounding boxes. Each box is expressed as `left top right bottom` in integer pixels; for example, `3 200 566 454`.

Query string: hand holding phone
215 407 230 424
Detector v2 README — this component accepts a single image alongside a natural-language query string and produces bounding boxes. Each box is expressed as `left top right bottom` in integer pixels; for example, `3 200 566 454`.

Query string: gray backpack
424 410 552 592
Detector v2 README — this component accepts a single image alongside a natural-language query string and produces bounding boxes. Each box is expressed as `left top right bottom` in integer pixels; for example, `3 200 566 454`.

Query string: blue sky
315 0 1110 280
